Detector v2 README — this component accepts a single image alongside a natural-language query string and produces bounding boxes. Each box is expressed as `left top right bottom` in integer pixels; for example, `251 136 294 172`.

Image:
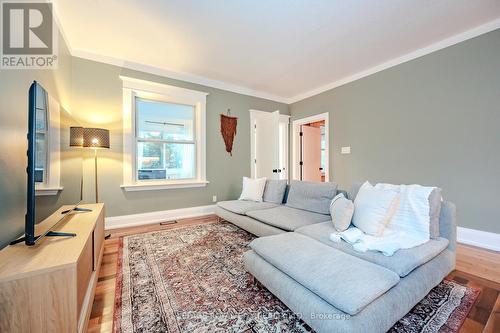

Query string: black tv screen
18 81 83 246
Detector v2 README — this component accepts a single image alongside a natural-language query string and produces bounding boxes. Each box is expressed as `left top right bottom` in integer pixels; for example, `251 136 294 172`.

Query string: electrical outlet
341 146 351 154
212 195 217 203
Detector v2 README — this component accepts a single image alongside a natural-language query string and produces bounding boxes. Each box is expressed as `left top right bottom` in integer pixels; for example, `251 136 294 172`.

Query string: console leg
10 231 76 245
45 231 77 237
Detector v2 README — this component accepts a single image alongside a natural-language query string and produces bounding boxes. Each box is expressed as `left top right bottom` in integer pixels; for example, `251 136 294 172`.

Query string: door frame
291 112 329 181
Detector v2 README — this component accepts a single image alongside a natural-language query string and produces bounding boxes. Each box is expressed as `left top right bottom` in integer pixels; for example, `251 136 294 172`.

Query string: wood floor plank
483 293 500 333
86 216 500 333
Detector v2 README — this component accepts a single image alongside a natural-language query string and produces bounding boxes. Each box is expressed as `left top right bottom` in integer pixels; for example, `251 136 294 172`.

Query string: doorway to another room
292 113 329 182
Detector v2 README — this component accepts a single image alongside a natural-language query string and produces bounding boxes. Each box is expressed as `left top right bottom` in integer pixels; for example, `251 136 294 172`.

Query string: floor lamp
82 128 110 203
69 126 84 201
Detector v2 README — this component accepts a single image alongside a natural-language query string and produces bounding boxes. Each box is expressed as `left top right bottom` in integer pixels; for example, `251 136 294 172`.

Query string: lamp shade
83 128 110 149
69 126 84 147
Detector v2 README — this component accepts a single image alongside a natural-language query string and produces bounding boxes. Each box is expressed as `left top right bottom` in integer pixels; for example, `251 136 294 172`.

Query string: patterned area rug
113 221 479 333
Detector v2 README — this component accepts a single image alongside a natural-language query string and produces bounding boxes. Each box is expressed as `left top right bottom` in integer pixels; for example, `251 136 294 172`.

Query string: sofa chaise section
244 247 455 333
249 232 400 315
243 200 457 332
295 222 449 277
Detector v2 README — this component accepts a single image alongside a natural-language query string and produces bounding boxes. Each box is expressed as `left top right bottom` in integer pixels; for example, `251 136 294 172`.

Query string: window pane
36 108 46 131
35 133 46 183
137 142 164 180
137 142 195 180
136 98 194 141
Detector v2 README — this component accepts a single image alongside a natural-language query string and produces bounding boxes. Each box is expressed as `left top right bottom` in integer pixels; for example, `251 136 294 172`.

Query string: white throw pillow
329 193 354 232
375 183 436 240
352 182 400 236
239 177 267 202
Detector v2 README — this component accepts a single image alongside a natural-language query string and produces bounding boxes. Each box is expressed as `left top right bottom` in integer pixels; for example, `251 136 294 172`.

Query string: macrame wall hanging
220 109 238 156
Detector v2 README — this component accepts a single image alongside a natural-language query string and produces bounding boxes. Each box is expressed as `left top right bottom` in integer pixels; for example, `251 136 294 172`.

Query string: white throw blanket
330 184 435 256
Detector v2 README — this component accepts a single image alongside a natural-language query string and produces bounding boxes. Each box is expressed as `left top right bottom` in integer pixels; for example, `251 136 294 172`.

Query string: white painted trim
291 113 329 182
121 180 209 192
105 204 216 230
457 227 500 252
288 18 500 103
279 114 290 180
35 187 64 196
73 49 290 104
121 77 208 189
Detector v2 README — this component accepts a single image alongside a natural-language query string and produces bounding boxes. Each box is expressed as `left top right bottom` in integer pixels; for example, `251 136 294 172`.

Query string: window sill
121 180 209 192
35 187 63 196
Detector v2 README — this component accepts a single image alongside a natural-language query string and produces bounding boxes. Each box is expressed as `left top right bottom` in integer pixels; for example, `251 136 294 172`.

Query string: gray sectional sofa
216 180 456 333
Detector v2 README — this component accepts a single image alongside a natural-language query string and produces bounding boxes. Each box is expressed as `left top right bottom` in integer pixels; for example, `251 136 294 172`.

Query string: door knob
272 169 278 173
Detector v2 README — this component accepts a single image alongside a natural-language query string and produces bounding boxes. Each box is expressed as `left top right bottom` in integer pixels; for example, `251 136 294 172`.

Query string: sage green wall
0 32 73 249
290 29 500 234
70 57 289 217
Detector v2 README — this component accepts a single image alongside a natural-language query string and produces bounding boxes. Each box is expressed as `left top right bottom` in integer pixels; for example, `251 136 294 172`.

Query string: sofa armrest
439 201 457 252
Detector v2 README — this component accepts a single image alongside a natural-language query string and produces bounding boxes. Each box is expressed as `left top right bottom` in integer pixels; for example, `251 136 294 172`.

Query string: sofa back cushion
348 182 364 201
285 181 338 215
263 179 287 204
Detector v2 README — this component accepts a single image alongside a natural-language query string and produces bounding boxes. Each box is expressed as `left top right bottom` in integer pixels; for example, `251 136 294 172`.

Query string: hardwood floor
87 216 500 333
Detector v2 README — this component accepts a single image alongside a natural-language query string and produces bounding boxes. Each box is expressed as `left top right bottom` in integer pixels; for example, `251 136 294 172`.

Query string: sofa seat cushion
217 200 277 215
249 233 400 315
296 222 449 277
246 206 331 231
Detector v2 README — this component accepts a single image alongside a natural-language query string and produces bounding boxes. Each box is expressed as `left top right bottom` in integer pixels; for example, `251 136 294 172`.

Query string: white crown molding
105 204 216 230
288 18 500 104
457 227 500 252
71 49 291 104
53 4 499 106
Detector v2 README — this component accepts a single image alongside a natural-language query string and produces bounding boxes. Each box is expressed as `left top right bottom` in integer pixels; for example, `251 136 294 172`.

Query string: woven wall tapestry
220 110 238 156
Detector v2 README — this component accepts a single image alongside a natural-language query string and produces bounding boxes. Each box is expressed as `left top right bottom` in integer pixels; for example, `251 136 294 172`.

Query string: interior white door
251 110 280 179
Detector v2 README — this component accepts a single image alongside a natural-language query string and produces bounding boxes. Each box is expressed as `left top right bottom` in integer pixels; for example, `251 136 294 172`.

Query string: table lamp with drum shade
83 128 110 203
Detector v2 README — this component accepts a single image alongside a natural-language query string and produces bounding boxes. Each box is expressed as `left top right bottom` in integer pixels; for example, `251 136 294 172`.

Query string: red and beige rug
113 221 479 333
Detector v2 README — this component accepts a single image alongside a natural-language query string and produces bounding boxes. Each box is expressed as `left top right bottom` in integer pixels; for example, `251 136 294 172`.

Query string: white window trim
120 76 209 191
35 95 62 196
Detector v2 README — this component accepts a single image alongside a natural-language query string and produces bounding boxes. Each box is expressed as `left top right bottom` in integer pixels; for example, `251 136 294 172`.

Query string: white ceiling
53 0 500 103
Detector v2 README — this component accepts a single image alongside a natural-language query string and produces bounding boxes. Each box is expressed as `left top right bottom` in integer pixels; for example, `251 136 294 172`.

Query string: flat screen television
11 81 86 246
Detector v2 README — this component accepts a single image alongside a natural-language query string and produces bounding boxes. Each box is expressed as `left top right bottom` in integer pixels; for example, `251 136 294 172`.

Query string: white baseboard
457 227 500 252
105 205 217 230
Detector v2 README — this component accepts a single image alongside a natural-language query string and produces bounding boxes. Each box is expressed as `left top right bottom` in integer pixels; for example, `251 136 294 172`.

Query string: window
35 102 48 183
121 76 208 191
136 98 196 181
34 85 62 196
